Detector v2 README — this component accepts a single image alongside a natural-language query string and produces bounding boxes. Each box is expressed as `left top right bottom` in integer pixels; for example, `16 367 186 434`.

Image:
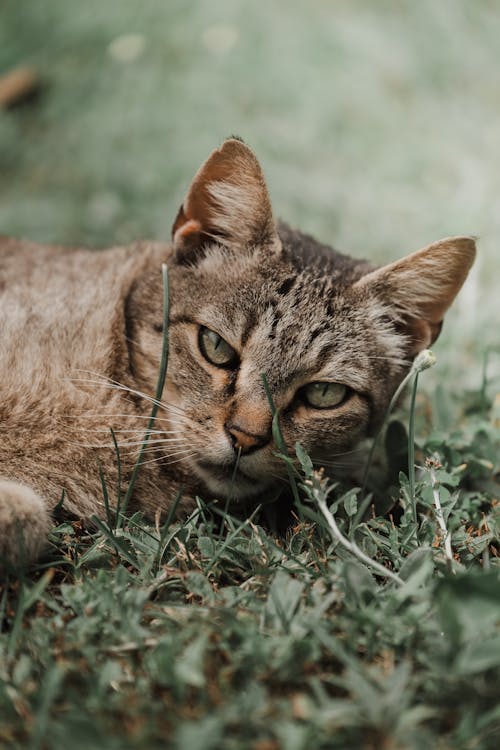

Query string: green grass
1 359 499 749
1 2 500 748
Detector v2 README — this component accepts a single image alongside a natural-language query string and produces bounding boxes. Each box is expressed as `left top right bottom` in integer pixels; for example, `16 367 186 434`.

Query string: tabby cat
0 138 475 567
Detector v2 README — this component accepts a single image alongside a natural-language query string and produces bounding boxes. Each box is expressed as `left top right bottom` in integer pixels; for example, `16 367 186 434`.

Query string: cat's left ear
354 236 476 354
172 138 279 262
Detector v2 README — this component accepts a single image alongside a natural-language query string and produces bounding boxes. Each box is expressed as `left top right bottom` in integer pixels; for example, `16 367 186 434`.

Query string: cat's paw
0 480 52 569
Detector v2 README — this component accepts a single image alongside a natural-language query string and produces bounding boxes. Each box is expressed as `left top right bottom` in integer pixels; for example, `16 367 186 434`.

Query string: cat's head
151 139 476 501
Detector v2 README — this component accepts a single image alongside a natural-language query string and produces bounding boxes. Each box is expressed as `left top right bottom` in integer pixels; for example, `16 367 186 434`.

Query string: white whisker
111 437 187 448
68 370 193 419
128 451 196 469
130 437 188 450
67 436 188 450
62 413 174 424
67 426 178 435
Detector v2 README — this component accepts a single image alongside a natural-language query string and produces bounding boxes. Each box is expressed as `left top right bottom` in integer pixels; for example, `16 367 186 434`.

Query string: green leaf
398 547 434 583
185 572 215 604
343 560 376 604
197 535 216 558
342 490 358 517
265 570 305 630
436 572 500 648
295 442 313 477
174 633 208 688
175 715 222 750
456 635 500 675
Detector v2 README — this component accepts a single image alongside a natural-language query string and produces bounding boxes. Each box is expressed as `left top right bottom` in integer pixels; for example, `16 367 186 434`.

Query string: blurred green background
1 0 498 372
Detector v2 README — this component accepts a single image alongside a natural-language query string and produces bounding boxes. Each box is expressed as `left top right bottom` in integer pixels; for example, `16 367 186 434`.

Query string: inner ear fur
172 138 279 261
355 236 476 353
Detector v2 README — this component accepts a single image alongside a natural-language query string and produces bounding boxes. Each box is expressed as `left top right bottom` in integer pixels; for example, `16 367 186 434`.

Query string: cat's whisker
60 413 174 424
131 446 191 458
127 450 197 469
69 370 193 419
67 432 188 448
128 439 190 452
111 437 188 448
67 426 178 436
65 426 182 439
68 377 185 416
126 444 195 459
66 439 188 451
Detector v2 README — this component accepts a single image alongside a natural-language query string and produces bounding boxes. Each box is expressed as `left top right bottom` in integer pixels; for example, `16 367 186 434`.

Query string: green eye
199 326 238 368
303 381 347 409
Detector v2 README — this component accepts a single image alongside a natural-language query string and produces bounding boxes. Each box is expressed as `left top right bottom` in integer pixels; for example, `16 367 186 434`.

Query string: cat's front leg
0 479 52 568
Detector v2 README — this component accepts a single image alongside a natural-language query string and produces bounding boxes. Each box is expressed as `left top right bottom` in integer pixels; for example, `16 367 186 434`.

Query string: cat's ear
171 138 279 261
354 236 476 354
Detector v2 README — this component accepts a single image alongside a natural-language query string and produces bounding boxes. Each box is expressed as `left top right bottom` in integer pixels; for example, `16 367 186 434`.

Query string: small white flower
413 349 436 373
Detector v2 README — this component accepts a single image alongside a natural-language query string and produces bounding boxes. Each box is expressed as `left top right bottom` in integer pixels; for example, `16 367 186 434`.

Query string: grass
1 1 500 748
1 354 499 749
1 271 499 748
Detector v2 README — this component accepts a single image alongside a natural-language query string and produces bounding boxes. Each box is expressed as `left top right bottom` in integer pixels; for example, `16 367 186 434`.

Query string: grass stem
261 372 301 505
361 349 436 496
408 370 419 527
429 463 454 571
312 477 403 586
119 264 170 523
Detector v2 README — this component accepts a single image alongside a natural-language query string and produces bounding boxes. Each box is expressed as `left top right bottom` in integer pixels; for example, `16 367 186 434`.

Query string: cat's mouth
196 458 252 482
194 458 270 500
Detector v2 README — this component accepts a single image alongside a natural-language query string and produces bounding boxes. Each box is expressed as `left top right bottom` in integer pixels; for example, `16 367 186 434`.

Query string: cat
0 137 475 568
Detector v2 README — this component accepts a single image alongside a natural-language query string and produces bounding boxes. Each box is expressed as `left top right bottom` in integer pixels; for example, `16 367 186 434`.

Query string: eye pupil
303 381 347 409
199 326 238 368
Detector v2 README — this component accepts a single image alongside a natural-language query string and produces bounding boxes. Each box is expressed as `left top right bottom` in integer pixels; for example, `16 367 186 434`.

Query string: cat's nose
225 423 269 455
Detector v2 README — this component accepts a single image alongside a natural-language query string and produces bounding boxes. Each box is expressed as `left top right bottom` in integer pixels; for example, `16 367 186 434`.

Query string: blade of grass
261 372 300 505
29 664 65 750
119 263 170 525
407 370 419 527
204 507 261 574
361 349 436 496
97 460 114 534
7 570 54 657
110 426 123 520
260 378 329 572
91 516 139 567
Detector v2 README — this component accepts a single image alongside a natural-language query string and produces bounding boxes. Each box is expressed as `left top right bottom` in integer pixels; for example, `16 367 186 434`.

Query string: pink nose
225 424 269 455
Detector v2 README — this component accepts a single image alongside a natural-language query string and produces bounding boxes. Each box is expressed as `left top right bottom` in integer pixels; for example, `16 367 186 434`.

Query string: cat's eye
198 326 238 368
302 381 347 409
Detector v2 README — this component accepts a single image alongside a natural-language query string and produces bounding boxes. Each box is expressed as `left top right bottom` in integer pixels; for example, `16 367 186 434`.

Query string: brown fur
0 139 476 567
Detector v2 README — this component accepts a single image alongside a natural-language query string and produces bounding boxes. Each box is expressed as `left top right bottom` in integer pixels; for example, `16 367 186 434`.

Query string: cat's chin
193 459 272 502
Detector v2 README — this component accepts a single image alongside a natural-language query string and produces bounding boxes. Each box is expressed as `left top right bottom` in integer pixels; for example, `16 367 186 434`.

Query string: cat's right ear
354 236 476 354
171 138 280 263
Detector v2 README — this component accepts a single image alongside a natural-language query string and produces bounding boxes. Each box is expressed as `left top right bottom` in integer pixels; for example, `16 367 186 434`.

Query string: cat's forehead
192 246 343 326
176 246 384 390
